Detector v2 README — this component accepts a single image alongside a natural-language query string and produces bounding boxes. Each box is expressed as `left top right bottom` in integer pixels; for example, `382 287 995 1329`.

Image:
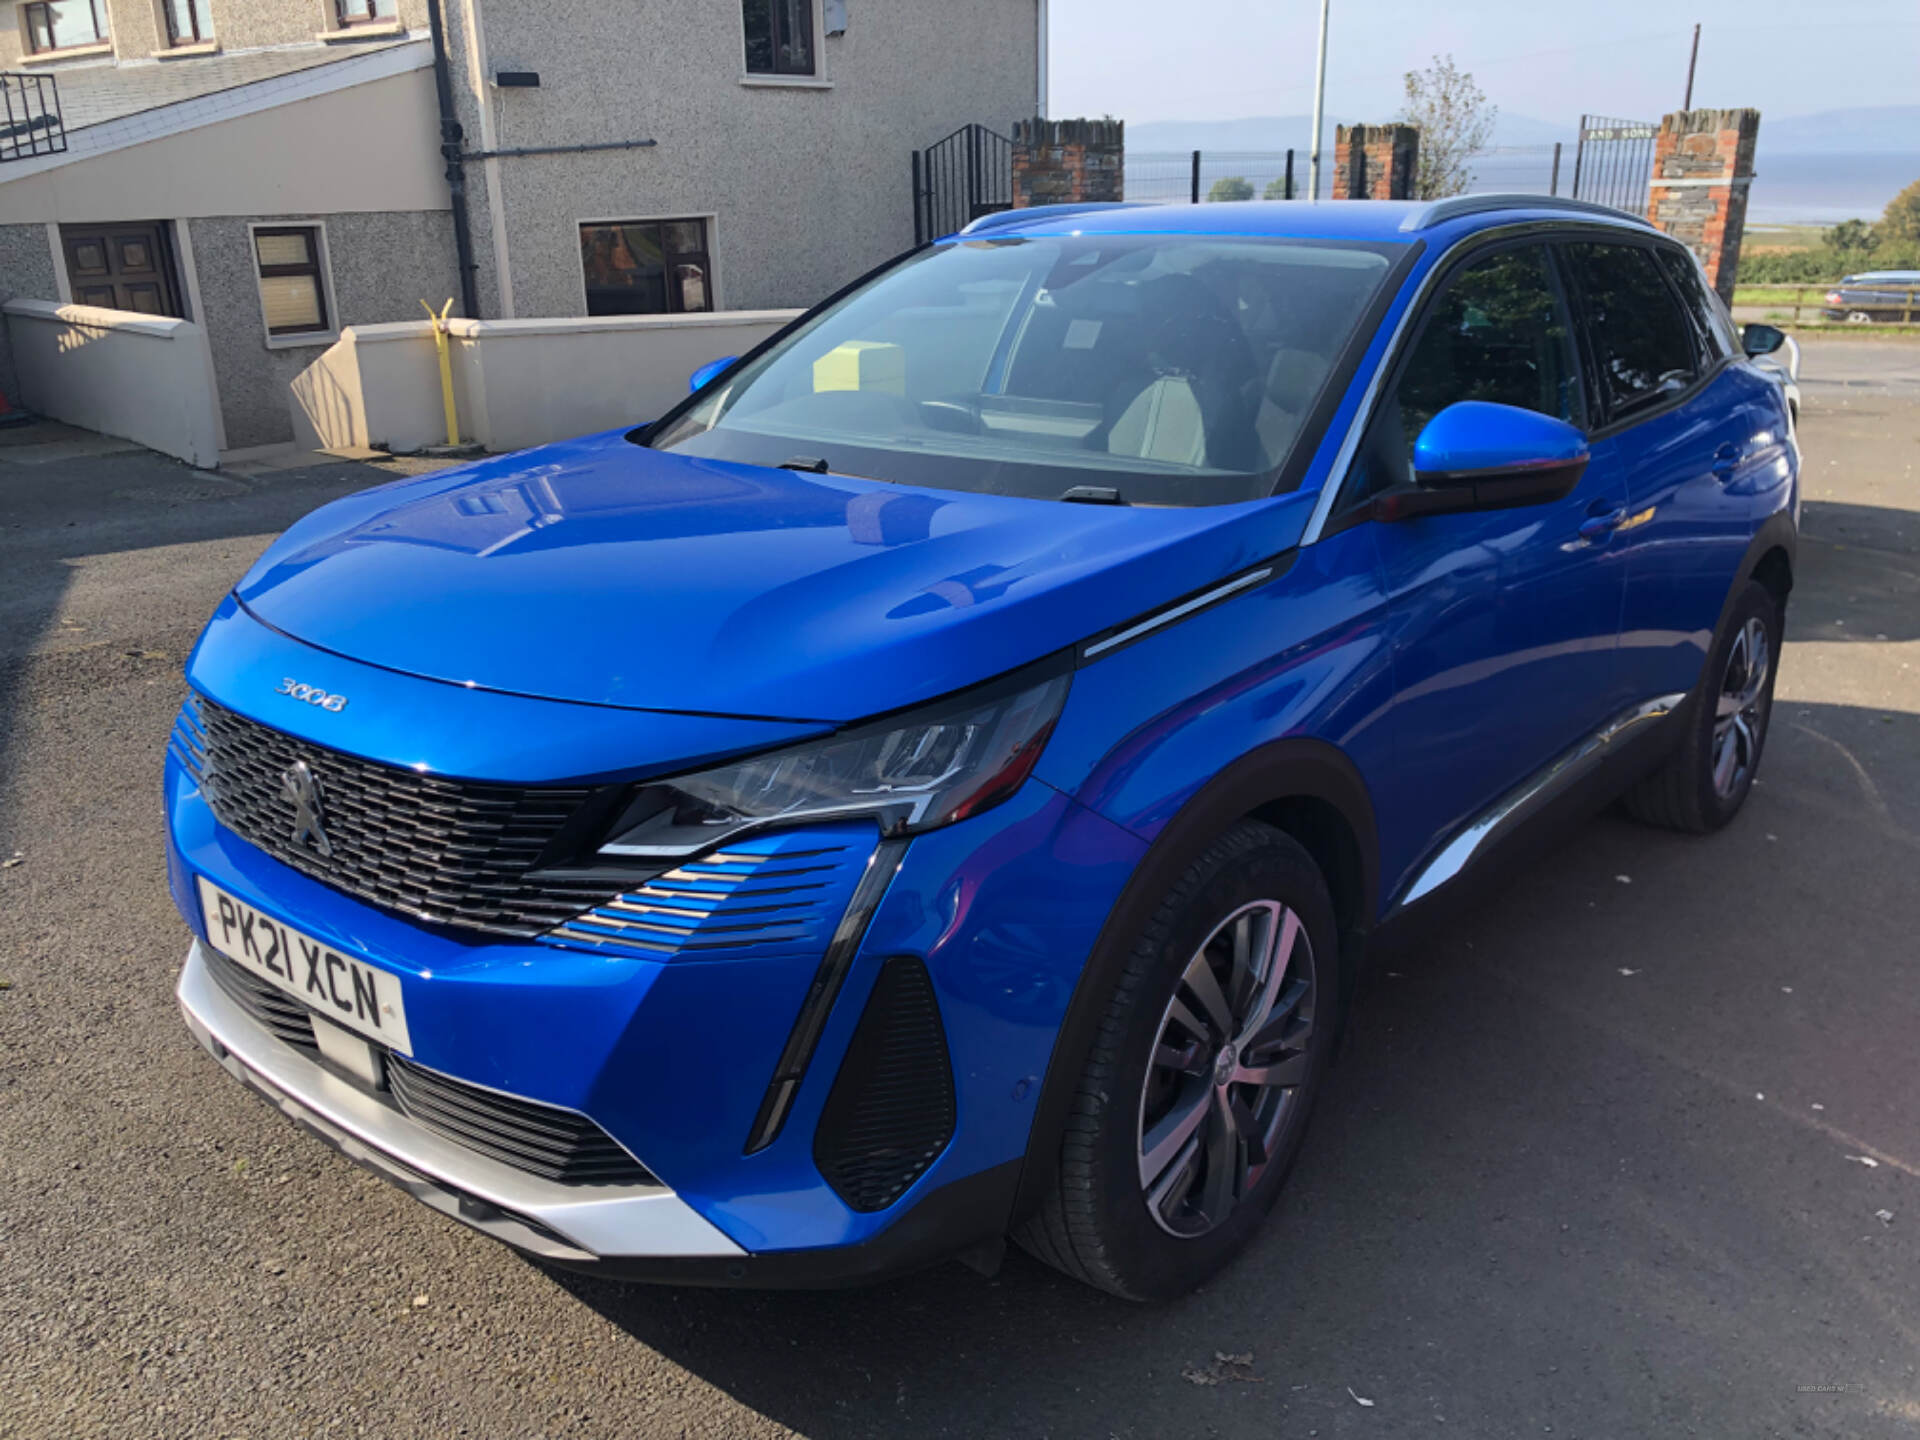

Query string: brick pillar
1332 124 1419 199
1645 108 1760 302
1011 118 1125 208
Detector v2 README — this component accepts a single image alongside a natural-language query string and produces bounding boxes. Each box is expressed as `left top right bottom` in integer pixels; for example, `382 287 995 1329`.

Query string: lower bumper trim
177 941 744 1262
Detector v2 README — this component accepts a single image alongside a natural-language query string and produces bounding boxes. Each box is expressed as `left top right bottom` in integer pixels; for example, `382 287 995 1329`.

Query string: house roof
48 39 420 132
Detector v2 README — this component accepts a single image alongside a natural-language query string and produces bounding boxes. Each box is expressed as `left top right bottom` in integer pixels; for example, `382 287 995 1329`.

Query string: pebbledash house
0 0 1045 452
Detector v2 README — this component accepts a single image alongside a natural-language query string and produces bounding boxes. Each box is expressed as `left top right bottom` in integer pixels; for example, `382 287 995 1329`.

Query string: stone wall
1645 109 1760 301
1011 118 1125 208
1332 124 1418 200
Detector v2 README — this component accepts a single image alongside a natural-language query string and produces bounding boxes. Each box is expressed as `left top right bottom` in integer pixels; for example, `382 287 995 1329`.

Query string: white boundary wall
292 310 802 455
3 300 225 467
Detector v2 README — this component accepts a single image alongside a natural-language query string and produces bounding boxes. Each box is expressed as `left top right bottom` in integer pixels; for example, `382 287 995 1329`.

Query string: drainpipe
426 0 482 320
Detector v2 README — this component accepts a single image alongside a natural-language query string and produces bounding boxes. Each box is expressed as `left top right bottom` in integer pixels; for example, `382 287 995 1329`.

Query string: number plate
197 878 412 1055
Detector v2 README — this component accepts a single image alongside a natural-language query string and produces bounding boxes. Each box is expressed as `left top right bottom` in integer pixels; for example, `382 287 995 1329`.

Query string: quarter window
580 219 714 317
162 0 210 45
22 0 105 52
743 0 815 76
333 0 395 25
1562 242 1698 420
1654 247 1739 362
253 226 332 338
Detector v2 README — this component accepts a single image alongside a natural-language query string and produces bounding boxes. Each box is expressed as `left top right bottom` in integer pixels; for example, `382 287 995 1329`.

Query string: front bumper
178 940 743 1263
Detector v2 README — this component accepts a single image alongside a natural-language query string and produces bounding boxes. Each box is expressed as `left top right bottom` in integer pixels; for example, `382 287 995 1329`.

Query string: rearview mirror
688 355 738 393
1375 401 1590 522
1741 323 1786 358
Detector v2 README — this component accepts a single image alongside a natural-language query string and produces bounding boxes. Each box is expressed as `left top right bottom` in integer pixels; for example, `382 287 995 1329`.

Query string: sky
1046 0 1920 130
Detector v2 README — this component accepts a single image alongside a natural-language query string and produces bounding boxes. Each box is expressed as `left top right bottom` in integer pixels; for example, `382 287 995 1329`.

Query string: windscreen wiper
780 456 832 473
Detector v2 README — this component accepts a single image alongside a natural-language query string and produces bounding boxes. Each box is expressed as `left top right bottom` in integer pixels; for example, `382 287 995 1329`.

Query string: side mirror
1741 323 1786 358
688 355 738 393
1376 401 1590 521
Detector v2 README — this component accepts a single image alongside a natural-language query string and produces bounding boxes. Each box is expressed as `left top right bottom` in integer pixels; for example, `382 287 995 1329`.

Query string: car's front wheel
1015 821 1341 1300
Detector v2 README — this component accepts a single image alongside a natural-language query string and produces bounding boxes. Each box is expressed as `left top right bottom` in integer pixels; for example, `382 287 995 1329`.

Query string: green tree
1399 54 1497 200
1208 175 1254 203
1825 218 1878 251
1263 176 1294 200
1882 178 1920 245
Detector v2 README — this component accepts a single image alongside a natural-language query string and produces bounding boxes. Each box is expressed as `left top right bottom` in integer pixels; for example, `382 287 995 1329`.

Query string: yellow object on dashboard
813 340 906 395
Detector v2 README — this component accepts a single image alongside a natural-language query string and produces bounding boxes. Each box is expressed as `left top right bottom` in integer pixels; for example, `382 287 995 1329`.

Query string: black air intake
813 957 956 1212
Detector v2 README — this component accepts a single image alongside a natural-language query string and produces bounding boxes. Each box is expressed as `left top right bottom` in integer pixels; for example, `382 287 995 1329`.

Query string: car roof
1840 270 1920 283
955 195 1657 245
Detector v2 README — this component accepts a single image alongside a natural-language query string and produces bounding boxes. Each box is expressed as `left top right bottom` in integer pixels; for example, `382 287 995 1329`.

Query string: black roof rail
958 202 1147 238
1400 193 1653 232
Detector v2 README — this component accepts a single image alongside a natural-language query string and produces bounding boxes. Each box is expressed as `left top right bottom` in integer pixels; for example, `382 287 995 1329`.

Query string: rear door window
1562 242 1698 422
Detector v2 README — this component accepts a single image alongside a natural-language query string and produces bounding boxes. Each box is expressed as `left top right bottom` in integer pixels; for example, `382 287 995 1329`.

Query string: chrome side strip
1395 692 1689 910
1081 567 1274 661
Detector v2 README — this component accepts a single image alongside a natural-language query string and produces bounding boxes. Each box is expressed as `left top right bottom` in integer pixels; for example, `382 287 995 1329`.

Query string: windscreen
646 234 1403 506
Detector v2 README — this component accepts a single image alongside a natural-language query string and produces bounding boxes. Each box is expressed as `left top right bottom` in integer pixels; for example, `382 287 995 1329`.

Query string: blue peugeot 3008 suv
170 196 1797 1299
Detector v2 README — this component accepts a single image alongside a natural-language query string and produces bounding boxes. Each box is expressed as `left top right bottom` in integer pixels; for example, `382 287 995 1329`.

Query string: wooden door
61 223 184 317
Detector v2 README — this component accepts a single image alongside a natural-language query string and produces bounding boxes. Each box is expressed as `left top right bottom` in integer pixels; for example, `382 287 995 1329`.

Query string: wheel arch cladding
1751 544 1793 613
1012 736 1379 1224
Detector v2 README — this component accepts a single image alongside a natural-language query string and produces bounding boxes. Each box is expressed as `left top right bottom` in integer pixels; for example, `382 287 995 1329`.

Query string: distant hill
1126 107 1920 158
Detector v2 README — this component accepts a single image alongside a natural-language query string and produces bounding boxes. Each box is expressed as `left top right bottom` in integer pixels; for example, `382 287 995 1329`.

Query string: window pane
675 263 710 314
1394 246 1584 451
777 0 814 73
1564 243 1697 416
1656 247 1737 360
35 0 104 48
742 0 774 72
260 275 324 331
580 223 669 316
256 232 313 268
662 220 706 257
164 0 197 43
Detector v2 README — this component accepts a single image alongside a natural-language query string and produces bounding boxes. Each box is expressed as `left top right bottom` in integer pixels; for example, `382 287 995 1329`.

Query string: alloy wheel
1136 899 1315 1238
1713 616 1771 799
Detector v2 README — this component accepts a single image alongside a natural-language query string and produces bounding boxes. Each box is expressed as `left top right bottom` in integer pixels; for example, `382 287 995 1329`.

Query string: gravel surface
2 344 1917 1438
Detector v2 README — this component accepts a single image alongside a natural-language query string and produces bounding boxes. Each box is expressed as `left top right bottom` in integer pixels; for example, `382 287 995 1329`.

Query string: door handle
1578 504 1626 541
1712 442 1740 479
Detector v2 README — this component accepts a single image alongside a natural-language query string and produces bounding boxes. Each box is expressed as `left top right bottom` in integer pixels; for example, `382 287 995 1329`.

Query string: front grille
175 693 623 937
199 946 653 1188
386 1054 654 1186
813 956 956 1212
203 943 318 1053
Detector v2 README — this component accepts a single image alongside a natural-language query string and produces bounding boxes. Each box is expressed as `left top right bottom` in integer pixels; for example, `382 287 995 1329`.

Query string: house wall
191 209 461 448
446 0 1040 318
0 223 59 405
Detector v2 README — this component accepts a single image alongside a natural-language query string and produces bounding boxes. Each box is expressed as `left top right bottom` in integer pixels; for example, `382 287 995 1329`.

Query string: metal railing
0 71 65 163
1125 143 1574 206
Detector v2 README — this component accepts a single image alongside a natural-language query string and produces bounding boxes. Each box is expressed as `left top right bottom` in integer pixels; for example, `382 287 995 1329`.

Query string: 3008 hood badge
277 678 348 712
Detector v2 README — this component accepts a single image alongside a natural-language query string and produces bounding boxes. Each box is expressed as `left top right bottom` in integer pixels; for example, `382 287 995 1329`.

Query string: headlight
597 667 1072 859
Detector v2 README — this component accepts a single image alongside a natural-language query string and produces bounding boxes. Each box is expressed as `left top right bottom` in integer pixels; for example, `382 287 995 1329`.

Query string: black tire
1622 579 1780 833
1014 821 1342 1300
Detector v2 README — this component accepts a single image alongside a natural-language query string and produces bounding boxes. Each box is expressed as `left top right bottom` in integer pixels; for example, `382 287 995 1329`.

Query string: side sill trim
1393 692 1688 910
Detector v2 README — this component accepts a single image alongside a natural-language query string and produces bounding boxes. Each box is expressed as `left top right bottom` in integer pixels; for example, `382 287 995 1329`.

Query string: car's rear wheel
1015 821 1341 1300
1623 579 1780 833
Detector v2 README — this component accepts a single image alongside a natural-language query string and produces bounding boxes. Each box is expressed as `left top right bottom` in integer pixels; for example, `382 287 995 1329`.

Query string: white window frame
150 0 217 54
16 0 114 62
246 219 341 351
315 0 403 42
737 0 831 89
576 212 723 318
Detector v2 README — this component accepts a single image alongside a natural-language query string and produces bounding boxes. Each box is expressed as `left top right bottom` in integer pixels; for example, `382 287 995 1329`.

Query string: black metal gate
1570 115 1658 216
912 124 1012 245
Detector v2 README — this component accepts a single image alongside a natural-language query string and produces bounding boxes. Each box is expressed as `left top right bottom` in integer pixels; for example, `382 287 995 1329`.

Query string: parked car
168 195 1798 1300
1822 270 1920 324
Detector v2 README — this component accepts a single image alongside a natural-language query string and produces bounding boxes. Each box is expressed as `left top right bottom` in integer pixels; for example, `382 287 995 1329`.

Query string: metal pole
1191 149 1202 204
1550 141 1562 196
1307 0 1330 201
425 0 480 320
912 149 924 246
1285 148 1295 199
1683 23 1700 110
1570 117 1587 200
